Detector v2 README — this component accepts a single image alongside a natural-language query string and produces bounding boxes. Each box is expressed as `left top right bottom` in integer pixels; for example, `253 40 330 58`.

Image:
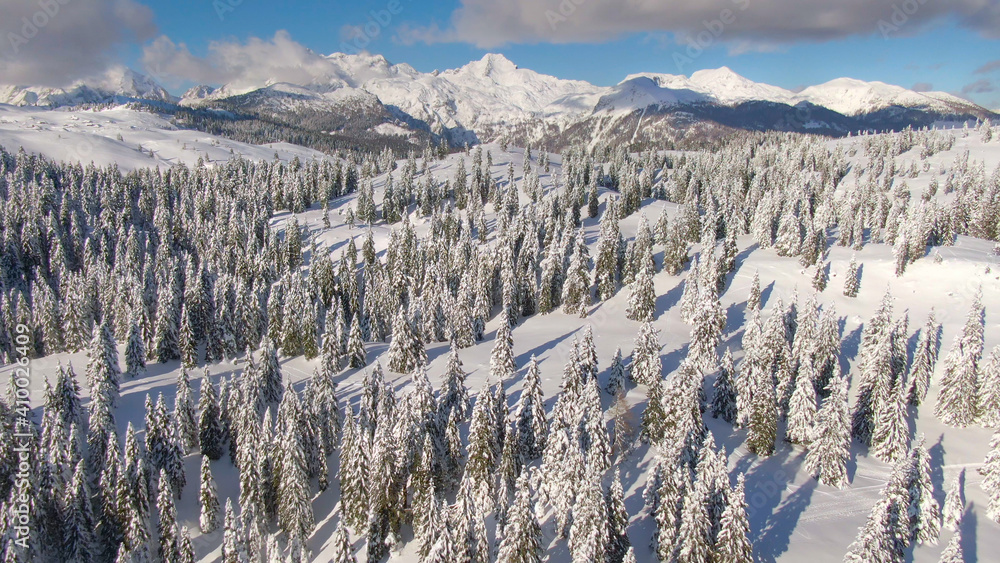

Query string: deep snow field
2 107 999 562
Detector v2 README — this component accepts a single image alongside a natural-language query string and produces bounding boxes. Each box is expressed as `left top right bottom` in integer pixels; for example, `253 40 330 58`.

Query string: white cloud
142 31 341 88
397 0 1000 48
0 0 156 86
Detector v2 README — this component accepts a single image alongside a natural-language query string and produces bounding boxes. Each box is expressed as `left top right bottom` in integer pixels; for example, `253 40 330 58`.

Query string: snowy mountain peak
464 53 519 78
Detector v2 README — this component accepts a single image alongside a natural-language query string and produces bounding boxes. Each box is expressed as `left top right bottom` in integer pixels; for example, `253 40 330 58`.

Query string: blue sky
2 0 998 108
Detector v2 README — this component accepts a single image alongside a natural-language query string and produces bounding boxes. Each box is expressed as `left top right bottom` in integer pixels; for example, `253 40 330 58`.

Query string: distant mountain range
1 54 994 152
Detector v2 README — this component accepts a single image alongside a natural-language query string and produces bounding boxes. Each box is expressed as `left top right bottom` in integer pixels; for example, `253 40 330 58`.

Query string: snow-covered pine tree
935 290 985 427
87 319 121 405
174 369 198 452
561 229 593 317
199 455 220 534
906 436 941 546
805 371 851 488
63 460 96 562
347 313 367 368
467 381 499 514
607 346 627 396
198 371 224 460
714 473 753 563
979 430 1000 523
496 472 542 563
747 270 762 313
942 468 966 531
515 355 547 461
606 466 632 563
491 310 517 382
330 511 358 563
626 246 656 322
938 519 964 563
595 198 623 301
579 324 600 386
156 469 179 562
125 321 146 378
339 411 368 533
711 348 738 424
688 283 725 373
843 255 861 298
786 357 818 445
569 467 608 563
631 321 662 387
221 498 246 563
979 346 1000 427
276 394 315 544
871 370 910 463
439 343 471 424
907 311 941 407
744 353 778 457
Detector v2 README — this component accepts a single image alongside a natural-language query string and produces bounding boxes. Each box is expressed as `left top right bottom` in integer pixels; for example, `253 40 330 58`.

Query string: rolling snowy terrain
1 115 999 563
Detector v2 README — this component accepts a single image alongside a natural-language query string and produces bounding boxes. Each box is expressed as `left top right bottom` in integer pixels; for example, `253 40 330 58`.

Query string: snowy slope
5 130 1000 562
797 78 972 116
0 104 334 170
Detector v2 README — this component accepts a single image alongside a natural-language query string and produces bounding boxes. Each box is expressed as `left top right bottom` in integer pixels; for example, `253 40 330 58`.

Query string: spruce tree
979 347 1000 427
198 371 224 460
125 321 146 379
843 255 860 297
980 430 1000 523
491 310 517 382
156 469 179 562
174 369 198 452
805 372 851 488
907 311 941 407
63 460 96 562
330 512 358 563
626 250 656 322
516 355 548 461
631 322 662 387
606 346 627 396
744 354 778 457
786 358 818 445
606 467 632 563
942 469 966 531
569 468 608 563
347 314 367 368
938 520 964 563
199 456 220 533
935 291 985 427
711 348 738 424
496 472 542 563
439 343 471 424
714 473 753 563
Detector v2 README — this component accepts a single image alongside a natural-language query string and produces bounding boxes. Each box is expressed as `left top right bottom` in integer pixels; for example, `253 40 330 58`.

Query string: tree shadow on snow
655 278 685 316
514 329 578 372
756 478 817 563
961 504 978 562
760 281 776 310
928 435 948 506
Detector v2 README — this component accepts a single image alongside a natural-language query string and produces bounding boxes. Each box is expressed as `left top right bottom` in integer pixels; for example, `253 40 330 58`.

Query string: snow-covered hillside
1 122 999 563
0 104 334 170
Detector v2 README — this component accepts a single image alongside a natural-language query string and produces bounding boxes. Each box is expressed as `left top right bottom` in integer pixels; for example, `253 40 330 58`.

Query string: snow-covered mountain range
1 53 994 150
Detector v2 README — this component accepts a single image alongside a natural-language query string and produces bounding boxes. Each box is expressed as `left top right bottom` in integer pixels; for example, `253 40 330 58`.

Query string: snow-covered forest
1 120 1000 563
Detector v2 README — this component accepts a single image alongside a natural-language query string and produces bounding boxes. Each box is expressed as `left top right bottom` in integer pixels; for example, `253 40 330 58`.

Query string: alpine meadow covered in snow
3 0 1000 561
